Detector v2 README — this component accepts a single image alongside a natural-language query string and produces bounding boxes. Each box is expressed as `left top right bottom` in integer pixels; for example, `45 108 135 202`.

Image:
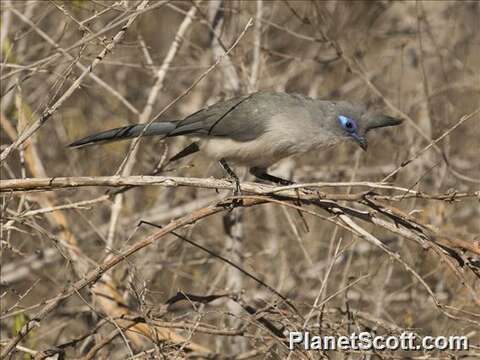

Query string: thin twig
0 1 149 163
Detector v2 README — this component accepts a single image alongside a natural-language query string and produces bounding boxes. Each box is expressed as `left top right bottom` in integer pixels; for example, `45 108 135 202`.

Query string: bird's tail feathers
68 122 177 148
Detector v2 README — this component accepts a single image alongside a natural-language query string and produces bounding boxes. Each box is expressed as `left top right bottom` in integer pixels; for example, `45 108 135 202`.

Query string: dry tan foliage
1 1 479 358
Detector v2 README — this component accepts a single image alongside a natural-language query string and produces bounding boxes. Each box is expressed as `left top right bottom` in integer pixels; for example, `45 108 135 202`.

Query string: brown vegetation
1 1 479 358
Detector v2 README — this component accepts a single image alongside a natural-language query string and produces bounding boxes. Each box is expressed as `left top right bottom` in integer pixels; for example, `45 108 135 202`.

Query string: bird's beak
365 115 403 132
352 133 368 151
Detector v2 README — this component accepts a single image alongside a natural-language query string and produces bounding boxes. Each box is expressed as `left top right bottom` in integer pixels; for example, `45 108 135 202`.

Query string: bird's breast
200 132 294 168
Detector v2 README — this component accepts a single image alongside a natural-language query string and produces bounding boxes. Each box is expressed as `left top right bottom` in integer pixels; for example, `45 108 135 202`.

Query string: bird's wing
168 92 277 142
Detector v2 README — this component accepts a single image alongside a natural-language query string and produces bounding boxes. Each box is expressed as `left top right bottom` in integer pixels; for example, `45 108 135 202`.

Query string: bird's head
332 102 402 151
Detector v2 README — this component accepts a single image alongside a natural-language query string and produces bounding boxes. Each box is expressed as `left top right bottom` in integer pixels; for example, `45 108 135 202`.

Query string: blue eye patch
337 115 357 133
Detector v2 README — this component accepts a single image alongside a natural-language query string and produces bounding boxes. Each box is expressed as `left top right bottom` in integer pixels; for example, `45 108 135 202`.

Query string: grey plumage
69 91 402 183
69 122 176 147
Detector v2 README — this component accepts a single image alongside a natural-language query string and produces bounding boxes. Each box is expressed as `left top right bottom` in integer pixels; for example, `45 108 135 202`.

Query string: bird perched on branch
70 91 402 186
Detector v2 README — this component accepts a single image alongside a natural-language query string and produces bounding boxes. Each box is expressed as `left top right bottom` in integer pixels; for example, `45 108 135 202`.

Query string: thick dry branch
1 175 478 202
2 175 477 260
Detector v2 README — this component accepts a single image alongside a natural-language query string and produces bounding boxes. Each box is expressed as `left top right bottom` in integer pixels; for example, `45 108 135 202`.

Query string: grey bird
69 91 402 185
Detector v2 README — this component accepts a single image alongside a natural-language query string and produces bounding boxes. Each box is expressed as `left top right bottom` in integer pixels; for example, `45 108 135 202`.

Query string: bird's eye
338 115 357 133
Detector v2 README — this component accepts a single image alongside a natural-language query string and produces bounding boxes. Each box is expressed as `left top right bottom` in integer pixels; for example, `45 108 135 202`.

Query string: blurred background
1 0 479 358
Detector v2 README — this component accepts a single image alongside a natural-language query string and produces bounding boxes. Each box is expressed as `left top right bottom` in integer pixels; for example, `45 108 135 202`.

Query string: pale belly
200 136 293 168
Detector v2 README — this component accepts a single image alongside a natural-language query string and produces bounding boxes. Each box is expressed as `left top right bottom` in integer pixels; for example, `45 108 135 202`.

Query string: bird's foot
219 159 243 209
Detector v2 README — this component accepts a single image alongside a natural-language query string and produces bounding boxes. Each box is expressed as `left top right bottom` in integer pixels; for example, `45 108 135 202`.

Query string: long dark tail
68 122 177 148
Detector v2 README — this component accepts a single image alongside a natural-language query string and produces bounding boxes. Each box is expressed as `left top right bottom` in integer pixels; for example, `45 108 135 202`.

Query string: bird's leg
219 158 242 200
249 167 294 186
